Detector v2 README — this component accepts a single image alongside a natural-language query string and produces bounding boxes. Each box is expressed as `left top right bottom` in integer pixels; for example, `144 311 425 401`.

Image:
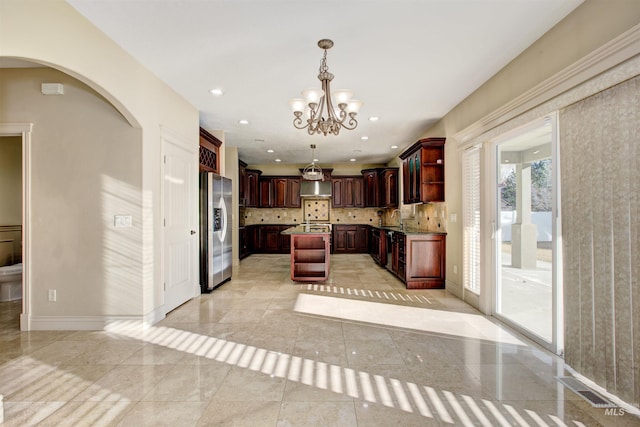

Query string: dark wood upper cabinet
199 127 222 174
239 160 247 202
271 177 300 208
245 169 261 207
332 178 343 208
362 169 379 207
272 178 288 208
332 176 363 208
259 178 273 208
238 159 261 207
380 168 399 208
287 178 301 208
344 176 364 208
361 167 398 208
399 138 445 203
258 176 300 208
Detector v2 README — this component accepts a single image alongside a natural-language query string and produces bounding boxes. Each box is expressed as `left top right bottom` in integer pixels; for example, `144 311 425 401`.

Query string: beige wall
0 136 21 225
0 68 143 316
1 0 200 327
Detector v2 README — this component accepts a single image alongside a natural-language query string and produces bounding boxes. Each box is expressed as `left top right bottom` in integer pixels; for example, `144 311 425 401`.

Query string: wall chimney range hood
300 180 332 198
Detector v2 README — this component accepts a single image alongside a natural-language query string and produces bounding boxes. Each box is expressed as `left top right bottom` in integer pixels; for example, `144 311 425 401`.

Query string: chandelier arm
335 109 349 124
293 116 309 130
340 117 359 130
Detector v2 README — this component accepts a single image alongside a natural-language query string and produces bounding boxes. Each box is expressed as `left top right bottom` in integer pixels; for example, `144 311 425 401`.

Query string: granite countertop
367 224 447 235
281 224 332 235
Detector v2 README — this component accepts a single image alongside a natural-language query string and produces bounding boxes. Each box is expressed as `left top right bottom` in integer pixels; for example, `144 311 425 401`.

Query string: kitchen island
281 224 331 282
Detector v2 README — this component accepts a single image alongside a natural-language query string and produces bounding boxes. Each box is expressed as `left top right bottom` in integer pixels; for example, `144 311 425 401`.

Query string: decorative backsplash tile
303 199 329 221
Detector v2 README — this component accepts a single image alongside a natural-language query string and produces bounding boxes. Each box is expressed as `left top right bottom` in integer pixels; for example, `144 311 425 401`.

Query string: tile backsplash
380 202 447 232
242 200 447 233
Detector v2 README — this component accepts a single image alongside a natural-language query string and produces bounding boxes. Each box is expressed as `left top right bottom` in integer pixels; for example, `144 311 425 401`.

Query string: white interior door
163 134 198 313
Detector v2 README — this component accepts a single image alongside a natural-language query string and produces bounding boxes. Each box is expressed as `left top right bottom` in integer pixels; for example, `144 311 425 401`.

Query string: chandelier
289 39 363 136
302 144 323 180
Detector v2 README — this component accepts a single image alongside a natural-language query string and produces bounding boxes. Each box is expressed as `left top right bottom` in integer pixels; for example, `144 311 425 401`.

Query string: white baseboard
26 307 166 331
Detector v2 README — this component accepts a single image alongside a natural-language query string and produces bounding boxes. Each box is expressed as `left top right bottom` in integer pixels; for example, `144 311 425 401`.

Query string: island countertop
281 224 332 235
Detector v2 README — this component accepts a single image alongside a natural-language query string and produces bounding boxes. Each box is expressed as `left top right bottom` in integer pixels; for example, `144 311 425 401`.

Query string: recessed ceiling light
209 88 223 96
391 145 398 149
238 119 249 125
349 158 357 162
505 160 510 163
361 136 369 141
267 149 274 153
533 150 540 154
313 158 319 162
275 158 281 162
369 117 379 122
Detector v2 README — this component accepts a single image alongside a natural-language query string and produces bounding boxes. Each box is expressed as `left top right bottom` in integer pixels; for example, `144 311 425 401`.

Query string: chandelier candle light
290 39 363 136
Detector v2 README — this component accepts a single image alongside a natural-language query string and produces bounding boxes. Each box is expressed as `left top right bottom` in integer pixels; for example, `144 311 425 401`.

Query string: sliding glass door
493 115 563 353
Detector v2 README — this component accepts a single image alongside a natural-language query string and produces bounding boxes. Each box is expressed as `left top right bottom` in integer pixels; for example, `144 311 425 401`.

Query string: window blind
462 146 481 294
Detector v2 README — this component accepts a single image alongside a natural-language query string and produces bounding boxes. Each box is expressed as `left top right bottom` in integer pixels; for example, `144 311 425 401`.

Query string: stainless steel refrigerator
200 172 232 292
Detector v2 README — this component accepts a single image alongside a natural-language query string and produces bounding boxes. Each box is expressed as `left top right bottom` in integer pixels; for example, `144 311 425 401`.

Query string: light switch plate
114 215 133 228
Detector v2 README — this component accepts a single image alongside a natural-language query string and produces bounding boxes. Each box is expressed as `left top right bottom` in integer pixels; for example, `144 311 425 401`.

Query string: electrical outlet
48 289 57 302
453 265 458 274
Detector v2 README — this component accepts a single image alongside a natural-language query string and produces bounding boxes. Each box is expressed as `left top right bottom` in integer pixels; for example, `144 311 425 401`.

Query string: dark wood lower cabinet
244 225 294 255
262 226 281 253
333 225 369 253
368 227 386 266
391 232 404 276
367 227 445 289
239 227 250 259
403 234 446 289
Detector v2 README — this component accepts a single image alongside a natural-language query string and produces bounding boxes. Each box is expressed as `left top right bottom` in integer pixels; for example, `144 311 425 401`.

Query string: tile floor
0 254 637 426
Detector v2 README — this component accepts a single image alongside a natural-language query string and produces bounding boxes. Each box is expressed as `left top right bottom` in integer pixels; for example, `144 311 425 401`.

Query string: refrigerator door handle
218 196 228 243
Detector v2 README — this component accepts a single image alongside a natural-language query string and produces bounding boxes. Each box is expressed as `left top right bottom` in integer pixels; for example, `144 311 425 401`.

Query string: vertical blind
462 146 481 294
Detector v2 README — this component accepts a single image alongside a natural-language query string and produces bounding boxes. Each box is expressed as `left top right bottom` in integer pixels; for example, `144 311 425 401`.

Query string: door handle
190 230 197 235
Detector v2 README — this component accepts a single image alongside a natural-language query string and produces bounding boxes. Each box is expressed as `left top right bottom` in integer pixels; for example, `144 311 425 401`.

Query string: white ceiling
59 1 582 166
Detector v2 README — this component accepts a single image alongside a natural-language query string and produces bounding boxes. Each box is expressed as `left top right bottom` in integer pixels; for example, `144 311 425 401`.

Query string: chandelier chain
320 49 328 74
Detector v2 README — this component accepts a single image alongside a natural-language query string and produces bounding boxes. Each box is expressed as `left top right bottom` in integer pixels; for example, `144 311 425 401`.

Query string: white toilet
0 263 22 301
